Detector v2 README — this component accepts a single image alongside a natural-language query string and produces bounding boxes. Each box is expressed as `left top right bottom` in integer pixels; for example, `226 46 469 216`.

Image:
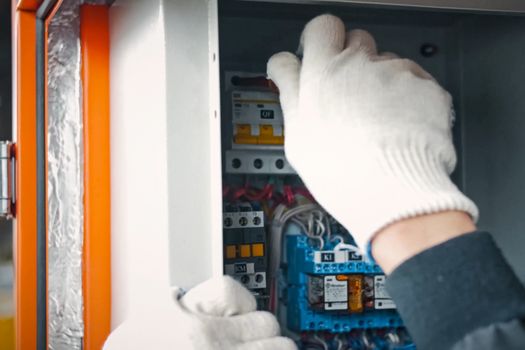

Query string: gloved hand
267 14 478 249
104 276 296 350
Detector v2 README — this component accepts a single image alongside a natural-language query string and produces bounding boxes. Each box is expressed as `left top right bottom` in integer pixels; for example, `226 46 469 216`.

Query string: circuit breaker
223 206 269 309
224 72 295 175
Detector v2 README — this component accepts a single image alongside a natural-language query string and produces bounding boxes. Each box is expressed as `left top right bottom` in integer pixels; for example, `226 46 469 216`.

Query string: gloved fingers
344 29 378 56
236 337 298 350
301 14 345 73
371 51 399 61
224 310 281 342
180 275 256 317
380 57 435 81
267 52 301 115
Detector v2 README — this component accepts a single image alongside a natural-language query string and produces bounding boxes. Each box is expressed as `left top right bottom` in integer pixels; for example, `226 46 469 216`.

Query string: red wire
232 187 246 200
225 184 314 209
244 184 273 201
283 185 294 205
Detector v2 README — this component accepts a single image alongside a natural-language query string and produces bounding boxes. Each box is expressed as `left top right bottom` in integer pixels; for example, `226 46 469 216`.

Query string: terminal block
285 235 401 333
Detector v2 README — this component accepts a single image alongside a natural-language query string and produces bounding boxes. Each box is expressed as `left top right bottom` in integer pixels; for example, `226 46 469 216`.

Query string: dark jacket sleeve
385 231 525 350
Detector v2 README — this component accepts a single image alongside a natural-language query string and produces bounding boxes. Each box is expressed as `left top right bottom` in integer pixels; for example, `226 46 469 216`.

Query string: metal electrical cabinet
218 0 525 281
108 0 525 323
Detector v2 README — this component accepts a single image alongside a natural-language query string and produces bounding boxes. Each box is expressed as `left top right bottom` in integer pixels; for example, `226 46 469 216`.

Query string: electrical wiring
333 241 361 254
291 217 324 249
361 332 372 349
312 334 329 350
325 214 332 241
270 203 320 277
269 203 320 312
386 331 400 346
335 335 345 350
224 180 316 219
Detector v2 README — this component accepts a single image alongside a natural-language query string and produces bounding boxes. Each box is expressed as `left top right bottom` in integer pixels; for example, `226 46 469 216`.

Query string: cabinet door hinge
0 141 16 219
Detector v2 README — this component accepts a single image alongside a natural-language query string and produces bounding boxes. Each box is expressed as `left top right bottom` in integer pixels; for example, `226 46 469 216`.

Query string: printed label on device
374 275 391 299
314 250 363 263
348 251 363 260
225 262 255 275
232 91 283 125
325 302 348 311
323 276 348 311
321 252 335 262
260 110 274 119
374 299 396 309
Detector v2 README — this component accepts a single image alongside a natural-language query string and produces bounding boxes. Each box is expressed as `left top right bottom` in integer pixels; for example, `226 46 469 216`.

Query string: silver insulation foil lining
47 0 84 348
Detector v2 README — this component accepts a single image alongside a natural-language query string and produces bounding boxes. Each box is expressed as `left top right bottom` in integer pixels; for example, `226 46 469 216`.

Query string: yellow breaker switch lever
258 125 284 145
234 124 258 145
234 124 284 145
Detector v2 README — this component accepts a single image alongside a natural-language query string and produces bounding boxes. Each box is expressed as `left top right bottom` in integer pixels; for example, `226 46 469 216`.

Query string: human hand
267 14 478 249
103 275 296 349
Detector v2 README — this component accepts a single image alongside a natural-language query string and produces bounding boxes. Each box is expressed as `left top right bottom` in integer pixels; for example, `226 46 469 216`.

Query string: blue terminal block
287 285 403 333
287 235 383 284
285 234 404 333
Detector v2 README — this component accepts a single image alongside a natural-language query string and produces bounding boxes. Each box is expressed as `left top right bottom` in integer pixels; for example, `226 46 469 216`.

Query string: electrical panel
221 72 415 349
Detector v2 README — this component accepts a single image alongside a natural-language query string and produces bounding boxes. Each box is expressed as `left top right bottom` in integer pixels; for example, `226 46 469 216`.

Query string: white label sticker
324 276 348 303
374 275 391 299
375 299 396 309
232 91 283 125
325 302 347 311
314 250 360 263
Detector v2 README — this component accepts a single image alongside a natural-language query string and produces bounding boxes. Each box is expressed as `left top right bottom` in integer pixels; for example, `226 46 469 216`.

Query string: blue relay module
285 235 404 333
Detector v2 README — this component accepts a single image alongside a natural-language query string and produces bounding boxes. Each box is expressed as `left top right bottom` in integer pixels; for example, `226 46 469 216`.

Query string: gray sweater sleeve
385 231 525 350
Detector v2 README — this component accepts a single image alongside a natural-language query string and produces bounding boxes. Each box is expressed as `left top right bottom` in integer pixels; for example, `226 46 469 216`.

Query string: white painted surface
163 0 223 291
110 0 170 328
109 0 222 329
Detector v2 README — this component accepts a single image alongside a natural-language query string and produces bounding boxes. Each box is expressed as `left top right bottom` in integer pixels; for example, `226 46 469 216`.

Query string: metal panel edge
35 5 50 349
208 0 223 279
238 0 525 13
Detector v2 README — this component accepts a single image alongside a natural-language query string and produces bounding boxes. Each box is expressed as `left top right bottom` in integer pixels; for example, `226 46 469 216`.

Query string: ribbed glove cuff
356 145 479 246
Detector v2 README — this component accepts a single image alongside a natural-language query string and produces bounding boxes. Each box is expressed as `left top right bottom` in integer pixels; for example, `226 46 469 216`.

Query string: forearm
378 229 525 349
372 211 476 274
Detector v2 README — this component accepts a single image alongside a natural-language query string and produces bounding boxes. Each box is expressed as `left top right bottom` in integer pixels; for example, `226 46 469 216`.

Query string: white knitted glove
104 276 296 350
267 14 478 249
